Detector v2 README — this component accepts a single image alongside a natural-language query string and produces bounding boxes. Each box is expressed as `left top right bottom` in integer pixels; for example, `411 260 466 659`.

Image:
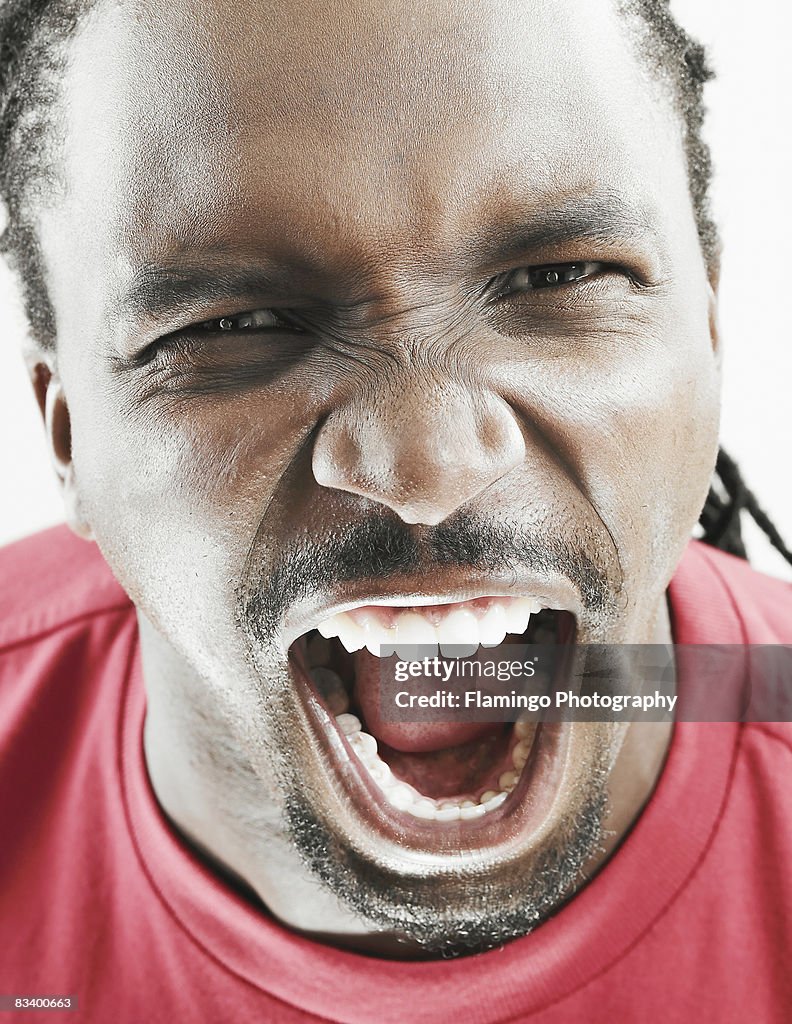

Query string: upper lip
280 568 584 651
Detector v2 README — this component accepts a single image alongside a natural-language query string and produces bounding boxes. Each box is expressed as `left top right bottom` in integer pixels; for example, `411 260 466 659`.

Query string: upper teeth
317 596 543 658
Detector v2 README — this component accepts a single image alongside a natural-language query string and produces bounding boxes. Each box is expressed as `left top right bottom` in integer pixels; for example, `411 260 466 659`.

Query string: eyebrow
117 190 660 325
117 262 293 325
470 189 660 267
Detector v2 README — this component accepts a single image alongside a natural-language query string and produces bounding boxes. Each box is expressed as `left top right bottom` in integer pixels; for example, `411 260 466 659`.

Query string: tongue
352 647 499 753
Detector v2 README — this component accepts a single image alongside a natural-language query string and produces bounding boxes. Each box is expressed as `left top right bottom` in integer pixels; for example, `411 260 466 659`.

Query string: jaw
140 553 672 955
274 708 613 956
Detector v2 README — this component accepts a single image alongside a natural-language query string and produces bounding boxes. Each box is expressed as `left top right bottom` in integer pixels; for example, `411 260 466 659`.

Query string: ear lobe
42 371 72 476
34 362 94 541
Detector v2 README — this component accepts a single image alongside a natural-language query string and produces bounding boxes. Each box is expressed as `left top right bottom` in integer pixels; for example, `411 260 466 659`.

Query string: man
1 0 791 1020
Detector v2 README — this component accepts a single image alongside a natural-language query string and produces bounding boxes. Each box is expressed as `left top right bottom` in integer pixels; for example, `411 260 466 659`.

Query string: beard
281 750 609 956
235 507 620 956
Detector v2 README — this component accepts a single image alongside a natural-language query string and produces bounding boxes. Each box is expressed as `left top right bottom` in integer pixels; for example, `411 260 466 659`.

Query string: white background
0 0 790 579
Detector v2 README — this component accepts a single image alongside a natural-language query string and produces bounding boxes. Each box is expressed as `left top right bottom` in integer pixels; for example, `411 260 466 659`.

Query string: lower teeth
305 634 536 822
335 712 531 821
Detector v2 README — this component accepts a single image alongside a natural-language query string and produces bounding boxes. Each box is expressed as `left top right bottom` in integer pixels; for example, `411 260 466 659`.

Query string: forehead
47 0 682 301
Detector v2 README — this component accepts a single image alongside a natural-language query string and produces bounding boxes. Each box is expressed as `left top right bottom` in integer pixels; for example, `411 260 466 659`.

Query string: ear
704 251 721 368
707 281 721 363
29 359 94 541
706 249 722 365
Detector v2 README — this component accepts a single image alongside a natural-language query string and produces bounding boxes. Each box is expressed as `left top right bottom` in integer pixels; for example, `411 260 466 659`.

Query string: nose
312 381 526 525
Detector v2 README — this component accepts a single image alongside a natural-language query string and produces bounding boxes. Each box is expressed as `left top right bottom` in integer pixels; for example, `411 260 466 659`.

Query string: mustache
239 510 619 643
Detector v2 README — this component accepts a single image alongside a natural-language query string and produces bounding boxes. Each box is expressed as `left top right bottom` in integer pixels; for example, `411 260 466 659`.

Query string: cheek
579 336 719 585
64 372 321 660
639 352 720 578
499 298 720 598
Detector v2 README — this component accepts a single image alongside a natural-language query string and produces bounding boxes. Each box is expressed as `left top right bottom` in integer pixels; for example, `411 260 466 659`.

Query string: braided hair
700 449 792 567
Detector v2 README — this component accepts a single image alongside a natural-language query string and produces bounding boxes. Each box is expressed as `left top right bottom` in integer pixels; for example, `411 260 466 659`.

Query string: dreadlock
701 449 792 567
0 0 790 569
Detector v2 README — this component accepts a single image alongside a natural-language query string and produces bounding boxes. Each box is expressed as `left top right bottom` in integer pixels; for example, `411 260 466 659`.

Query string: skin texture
28 0 720 955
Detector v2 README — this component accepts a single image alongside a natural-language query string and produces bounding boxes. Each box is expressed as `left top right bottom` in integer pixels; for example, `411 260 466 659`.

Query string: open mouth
287 595 577 829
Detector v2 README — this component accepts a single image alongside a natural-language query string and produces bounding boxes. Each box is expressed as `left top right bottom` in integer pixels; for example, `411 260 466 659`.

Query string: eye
192 308 304 333
493 261 607 298
136 306 310 368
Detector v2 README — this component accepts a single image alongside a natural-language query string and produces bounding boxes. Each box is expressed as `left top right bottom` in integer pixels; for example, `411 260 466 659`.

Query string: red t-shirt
1 527 791 1022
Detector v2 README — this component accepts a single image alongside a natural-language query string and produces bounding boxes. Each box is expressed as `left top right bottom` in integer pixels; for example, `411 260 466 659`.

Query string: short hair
0 0 87 346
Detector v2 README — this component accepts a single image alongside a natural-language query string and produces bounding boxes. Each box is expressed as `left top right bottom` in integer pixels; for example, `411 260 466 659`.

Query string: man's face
35 0 719 952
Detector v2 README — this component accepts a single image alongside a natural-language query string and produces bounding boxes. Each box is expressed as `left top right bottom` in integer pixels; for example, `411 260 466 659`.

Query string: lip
280 567 585 652
285 613 575 855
